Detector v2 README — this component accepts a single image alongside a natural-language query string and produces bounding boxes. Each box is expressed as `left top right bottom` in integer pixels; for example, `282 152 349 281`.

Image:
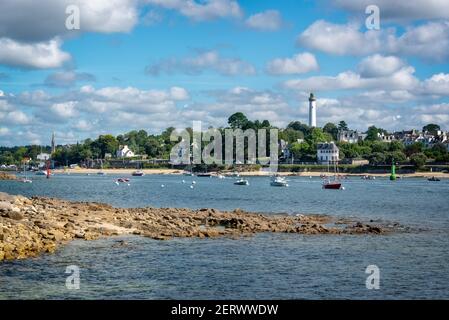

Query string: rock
5 211 24 220
0 201 13 211
0 172 17 181
48 230 65 241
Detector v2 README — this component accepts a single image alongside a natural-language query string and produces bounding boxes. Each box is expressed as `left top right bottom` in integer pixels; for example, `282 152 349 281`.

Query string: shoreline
47 168 449 178
0 192 395 262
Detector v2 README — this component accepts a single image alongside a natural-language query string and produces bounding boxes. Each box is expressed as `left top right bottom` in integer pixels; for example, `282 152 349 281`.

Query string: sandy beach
50 168 449 179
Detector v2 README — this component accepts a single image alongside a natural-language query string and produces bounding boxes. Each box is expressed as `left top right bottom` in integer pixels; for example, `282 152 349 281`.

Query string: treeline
0 112 448 167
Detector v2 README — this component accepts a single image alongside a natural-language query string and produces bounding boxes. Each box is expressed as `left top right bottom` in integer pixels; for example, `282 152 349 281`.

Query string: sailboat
132 161 145 176
270 175 288 187
97 159 107 175
322 161 342 190
21 162 32 183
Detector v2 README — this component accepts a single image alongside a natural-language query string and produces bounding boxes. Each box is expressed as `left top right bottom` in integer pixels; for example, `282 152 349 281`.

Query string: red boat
322 180 342 189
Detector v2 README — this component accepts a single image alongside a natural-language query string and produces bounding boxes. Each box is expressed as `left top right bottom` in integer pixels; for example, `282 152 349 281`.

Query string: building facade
317 142 339 164
338 130 366 143
116 145 135 158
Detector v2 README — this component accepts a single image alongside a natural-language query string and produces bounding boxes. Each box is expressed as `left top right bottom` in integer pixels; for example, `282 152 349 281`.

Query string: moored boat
270 175 288 187
132 170 144 176
428 176 441 181
234 179 249 186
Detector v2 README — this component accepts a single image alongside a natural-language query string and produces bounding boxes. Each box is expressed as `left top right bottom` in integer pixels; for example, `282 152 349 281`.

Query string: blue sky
0 0 449 146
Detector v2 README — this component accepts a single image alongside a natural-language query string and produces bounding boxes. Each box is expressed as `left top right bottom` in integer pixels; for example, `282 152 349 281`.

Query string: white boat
234 179 249 186
216 174 225 179
270 175 288 187
35 170 47 176
132 170 144 176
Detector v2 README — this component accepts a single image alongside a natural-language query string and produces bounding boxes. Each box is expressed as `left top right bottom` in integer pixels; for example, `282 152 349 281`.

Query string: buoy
182 180 186 183
161 184 165 188
190 185 194 189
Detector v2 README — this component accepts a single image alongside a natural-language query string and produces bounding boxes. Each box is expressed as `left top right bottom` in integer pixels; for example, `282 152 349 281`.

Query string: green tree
279 128 304 144
405 142 424 157
287 121 311 138
94 135 119 158
228 112 249 129
289 141 310 159
422 124 440 135
368 152 386 165
410 153 427 169
338 121 348 131
323 122 338 140
365 126 380 141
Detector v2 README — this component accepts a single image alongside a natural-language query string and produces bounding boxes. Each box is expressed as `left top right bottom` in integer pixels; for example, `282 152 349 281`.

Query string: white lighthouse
308 92 317 127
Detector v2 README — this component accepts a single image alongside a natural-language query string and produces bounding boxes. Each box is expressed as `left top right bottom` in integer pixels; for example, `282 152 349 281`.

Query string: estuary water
0 174 448 299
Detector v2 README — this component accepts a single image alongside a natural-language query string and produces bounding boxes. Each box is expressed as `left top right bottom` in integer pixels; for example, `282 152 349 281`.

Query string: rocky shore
0 172 16 180
0 192 395 262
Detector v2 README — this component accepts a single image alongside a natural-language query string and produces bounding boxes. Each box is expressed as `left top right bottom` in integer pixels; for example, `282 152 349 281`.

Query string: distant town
1 113 448 174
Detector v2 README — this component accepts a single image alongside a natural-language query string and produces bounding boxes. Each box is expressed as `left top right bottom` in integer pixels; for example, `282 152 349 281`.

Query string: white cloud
0 38 71 69
0 110 31 125
297 20 449 62
145 0 242 21
0 127 10 136
333 0 449 21
0 0 138 69
44 71 96 87
421 73 449 96
245 10 284 31
50 101 78 119
266 52 319 75
284 66 419 92
357 54 405 78
0 0 139 42
146 50 256 76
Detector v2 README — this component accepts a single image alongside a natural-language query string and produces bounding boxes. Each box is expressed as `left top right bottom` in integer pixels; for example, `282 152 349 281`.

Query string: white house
338 130 366 144
317 142 339 164
116 145 135 158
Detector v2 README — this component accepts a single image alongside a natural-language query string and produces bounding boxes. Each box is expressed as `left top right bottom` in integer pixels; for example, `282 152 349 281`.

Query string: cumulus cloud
0 0 139 69
0 0 139 43
245 10 284 31
297 20 449 62
266 52 319 75
284 66 419 92
44 71 96 87
357 54 405 78
333 0 449 22
145 50 256 76
0 38 71 69
145 0 242 21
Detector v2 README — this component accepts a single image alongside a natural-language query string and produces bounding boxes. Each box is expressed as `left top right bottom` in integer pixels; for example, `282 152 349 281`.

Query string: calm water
1 174 449 299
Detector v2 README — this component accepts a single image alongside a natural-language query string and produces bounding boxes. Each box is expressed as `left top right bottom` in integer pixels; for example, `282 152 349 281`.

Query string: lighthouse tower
308 92 317 127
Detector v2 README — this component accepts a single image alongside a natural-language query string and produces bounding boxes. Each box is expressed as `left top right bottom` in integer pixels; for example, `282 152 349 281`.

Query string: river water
0 174 448 299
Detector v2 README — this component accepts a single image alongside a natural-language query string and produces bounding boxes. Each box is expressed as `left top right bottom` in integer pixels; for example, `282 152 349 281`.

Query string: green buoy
390 159 396 181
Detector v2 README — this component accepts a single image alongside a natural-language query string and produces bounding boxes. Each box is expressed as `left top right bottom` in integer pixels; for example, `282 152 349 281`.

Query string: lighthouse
308 93 317 127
